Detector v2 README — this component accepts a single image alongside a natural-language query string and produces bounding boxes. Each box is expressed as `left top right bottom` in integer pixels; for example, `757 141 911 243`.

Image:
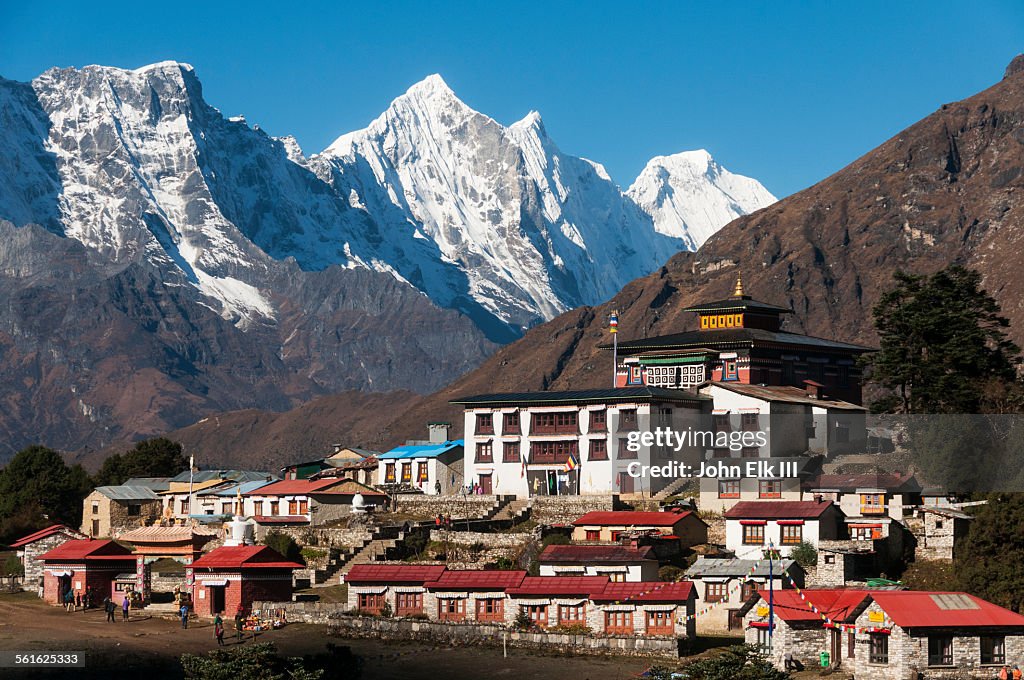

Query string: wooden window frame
718 480 740 498
502 441 520 463
476 413 494 435
742 524 765 545
438 597 467 622
475 440 493 463
475 598 504 622
395 592 423 616
604 610 634 635
645 609 674 635
589 409 607 432
869 633 889 665
503 411 520 435
780 524 803 545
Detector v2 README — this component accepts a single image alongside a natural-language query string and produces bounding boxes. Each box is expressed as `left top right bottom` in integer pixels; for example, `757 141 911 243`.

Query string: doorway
618 472 634 494
479 474 492 495
209 585 226 615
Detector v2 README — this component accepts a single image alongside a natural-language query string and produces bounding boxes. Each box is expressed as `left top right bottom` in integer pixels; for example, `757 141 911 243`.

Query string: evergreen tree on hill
0 445 91 542
92 437 188 487
864 265 1021 414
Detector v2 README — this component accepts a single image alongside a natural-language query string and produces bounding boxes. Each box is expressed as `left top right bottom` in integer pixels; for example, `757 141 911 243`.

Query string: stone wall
529 496 617 525
394 496 500 520
326 614 679 658
427 530 531 569
20 531 85 594
272 526 373 549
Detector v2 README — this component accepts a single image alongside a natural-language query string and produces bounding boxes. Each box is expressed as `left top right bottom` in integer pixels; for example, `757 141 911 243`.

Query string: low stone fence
328 614 679 658
253 600 348 624
394 495 500 520
273 526 374 549
530 495 618 525
426 530 531 569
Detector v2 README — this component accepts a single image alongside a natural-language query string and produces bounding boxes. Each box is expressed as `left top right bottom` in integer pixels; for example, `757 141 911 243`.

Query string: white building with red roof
8 524 87 595
423 569 527 623
723 499 842 559
742 587 1024 678
538 544 659 582
506 575 616 629
243 478 386 533
189 545 303 617
589 581 697 638
570 509 708 547
343 564 447 615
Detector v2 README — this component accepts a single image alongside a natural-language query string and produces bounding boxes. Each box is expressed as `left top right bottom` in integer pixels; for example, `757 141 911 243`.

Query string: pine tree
864 266 1020 414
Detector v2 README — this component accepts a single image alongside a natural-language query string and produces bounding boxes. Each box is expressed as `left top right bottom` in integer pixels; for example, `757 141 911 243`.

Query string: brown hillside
164 58 1024 470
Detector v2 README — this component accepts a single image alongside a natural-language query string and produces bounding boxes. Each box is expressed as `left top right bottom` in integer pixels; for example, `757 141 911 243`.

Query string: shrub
2 554 24 577
181 641 361 680
550 623 591 634
788 541 817 568
513 609 533 630
263 531 304 564
541 533 571 547
681 645 791 679
494 556 516 570
658 565 684 582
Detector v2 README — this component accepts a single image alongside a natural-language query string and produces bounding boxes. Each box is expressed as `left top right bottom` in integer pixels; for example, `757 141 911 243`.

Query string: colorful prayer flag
563 453 579 472
609 311 618 334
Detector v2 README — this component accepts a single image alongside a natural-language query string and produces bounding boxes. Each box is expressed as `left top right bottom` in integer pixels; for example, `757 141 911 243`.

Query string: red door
479 474 492 495
618 472 634 494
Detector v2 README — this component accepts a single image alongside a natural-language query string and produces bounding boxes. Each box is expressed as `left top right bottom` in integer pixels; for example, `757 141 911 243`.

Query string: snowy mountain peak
405 73 454 97
628 150 776 249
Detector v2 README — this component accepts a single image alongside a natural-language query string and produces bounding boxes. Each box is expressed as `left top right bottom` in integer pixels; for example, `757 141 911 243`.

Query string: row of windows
718 479 782 499
384 462 430 483
475 437 656 464
476 409 632 435
741 523 803 545
860 633 1004 667
646 364 704 388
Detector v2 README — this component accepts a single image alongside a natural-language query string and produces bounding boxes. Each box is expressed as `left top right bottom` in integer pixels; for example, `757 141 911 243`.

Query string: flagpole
610 310 619 388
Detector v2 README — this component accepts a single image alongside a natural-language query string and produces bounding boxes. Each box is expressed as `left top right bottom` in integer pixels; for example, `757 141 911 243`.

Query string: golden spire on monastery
733 272 745 298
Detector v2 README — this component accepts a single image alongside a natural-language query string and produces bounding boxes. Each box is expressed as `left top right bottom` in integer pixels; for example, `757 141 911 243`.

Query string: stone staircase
653 475 692 500
491 498 531 523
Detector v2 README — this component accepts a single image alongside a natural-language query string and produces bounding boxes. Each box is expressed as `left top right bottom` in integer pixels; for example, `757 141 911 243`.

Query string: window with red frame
522 604 548 628
502 441 520 463
741 412 760 431
588 438 608 461
646 610 674 635
532 411 578 435
589 409 607 432
475 440 493 463
476 413 494 434
417 462 429 482
503 411 520 434
718 480 740 498
385 463 395 483
395 592 423 615
438 598 466 621
618 437 638 460
741 581 757 601
401 463 412 483
558 604 585 625
530 440 578 464
758 480 782 498
358 593 384 613
475 598 503 622
585 529 600 541
619 409 638 431
605 610 633 635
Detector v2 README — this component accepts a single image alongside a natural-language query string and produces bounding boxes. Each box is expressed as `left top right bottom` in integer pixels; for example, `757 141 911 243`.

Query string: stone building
423 569 528 622
723 499 842 559
570 509 708 547
38 539 138 606
913 506 973 561
588 581 698 639
189 545 303 618
344 564 448 615
8 524 87 595
684 556 802 634
81 486 163 537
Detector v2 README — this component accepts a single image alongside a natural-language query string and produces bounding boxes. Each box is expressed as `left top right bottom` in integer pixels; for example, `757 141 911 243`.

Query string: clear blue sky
2 1 1022 197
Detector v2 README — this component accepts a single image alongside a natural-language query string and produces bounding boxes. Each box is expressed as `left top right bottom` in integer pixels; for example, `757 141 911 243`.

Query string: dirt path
0 593 651 679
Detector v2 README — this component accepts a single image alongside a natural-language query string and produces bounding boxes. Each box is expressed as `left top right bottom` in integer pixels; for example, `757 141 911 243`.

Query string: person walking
1012 665 1022 680
234 608 245 644
179 602 189 629
214 612 225 646
122 595 130 621
104 596 115 623
63 588 73 612
75 591 81 610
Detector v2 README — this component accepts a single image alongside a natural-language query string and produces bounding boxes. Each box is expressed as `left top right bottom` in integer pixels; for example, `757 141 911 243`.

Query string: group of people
61 587 131 622
998 665 1023 679
211 609 250 646
434 514 454 528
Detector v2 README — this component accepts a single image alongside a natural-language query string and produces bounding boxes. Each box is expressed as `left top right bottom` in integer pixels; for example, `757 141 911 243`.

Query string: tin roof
591 581 696 602
310 479 387 497
169 470 276 484
572 510 695 527
724 500 834 520
378 440 464 460
189 545 303 570
805 473 920 492
868 591 1024 628
245 478 345 496
117 525 218 544
8 524 86 549
424 570 527 590
686 556 799 579
450 387 708 407
344 564 447 585
38 539 134 562
704 382 866 411
207 480 278 497
506 576 610 597
94 485 161 501
539 544 656 564
753 588 870 623
122 477 173 491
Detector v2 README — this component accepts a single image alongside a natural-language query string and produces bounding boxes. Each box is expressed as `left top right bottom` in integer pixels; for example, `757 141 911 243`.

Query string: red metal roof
9 524 84 549
754 588 870 623
38 539 134 562
539 544 656 563
245 478 345 496
869 592 1024 628
591 581 696 602
805 473 919 492
572 510 693 527
424 570 527 590
252 515 310 524
724 500 834 520
344 564 447 585
190 545 303 570
506 576 610 596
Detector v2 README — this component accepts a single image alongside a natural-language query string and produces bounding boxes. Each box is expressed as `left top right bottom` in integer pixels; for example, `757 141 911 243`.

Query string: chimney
428 422 451 444
803 380 823 400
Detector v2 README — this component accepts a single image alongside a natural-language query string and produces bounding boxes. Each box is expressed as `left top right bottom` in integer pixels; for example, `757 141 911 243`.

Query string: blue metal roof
206 480 276 496
169 469 276 484
378 440 463 460
95 485 161 501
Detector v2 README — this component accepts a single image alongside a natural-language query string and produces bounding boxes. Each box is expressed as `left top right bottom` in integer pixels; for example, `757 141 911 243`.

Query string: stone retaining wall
530 496 617 525
327 613 679 658
394 496 499 519
274 526 373 549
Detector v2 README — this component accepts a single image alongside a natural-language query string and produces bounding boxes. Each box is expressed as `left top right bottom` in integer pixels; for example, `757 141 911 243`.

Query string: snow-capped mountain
628 150 777 251
0 63 774 338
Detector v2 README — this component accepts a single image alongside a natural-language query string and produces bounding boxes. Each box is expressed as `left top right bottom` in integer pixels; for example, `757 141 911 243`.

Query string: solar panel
930 593 980 610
